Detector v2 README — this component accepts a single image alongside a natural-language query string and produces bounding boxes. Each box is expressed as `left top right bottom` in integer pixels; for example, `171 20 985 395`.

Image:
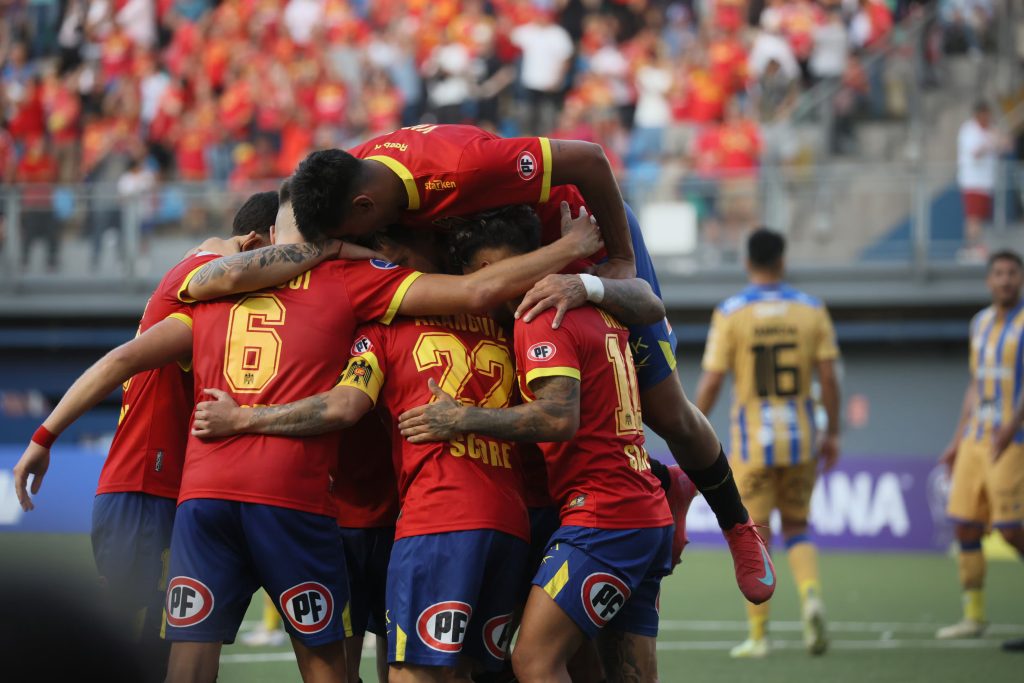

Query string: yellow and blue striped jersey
703 284 839 467
965 303 1024 444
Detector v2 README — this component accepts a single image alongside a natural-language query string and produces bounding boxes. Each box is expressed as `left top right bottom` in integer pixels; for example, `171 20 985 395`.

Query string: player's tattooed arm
182 240 344 301
398 376 580 443
515 274 666 329
191 387 373 439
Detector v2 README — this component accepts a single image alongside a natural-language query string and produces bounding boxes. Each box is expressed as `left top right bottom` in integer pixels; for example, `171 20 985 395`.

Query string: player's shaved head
451 205 542 270
290 149 366 241
747 227 785 273
232 191 278 237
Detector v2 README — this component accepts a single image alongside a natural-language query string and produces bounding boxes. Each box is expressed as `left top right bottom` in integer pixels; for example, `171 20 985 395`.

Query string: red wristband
32 425 56 449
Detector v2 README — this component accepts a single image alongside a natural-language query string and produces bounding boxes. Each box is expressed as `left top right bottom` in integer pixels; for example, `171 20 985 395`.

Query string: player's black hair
449 205 542 268
290 149 364 241
988 249 1023 271
231 191 278 237
278 177 292 206
747 227 786 270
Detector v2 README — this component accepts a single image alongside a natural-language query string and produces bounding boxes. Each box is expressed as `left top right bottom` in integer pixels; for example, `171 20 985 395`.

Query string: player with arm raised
695 228 841 659
394 210 676 683
289 125 769 603
9 191 277 682
936 250 1024 641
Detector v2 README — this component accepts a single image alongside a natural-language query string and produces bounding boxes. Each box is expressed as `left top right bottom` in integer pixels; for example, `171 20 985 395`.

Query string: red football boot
724 519 775 604
665 465 698 567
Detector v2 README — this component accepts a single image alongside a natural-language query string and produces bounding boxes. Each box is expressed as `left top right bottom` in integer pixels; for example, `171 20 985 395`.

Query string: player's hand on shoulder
329 239 387 262
559 201 603 259
12 442 50 512
516 273 587 329
398 379 465 444
192 388 244 439
817 433 840 471
190 234 249 258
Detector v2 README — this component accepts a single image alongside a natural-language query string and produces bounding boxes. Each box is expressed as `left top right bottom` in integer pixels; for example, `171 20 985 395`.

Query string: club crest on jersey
279 582 334 634
370 258 398 270
528 342 556 362
344 359 373 386
166 577 214 628
417 601 472 652
568 494 586 509
518 152 537 180
581 573 630 627
352 335 373 355
483 613 514 660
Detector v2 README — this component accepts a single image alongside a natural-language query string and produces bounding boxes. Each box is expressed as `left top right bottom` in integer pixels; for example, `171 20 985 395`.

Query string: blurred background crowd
0 0 1014 270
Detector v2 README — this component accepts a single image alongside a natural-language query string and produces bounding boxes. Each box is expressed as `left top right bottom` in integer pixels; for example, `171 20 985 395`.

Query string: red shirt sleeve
514 309 582 398
457 135 555 207
151 252 220 328
342 260 424 325
339 323 390 405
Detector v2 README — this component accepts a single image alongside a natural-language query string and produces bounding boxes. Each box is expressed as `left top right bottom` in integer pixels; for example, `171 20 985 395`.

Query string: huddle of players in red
14 125 775 683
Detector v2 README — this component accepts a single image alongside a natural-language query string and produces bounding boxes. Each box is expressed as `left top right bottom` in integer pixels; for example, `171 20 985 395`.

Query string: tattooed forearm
242 394 334 436
190 242 327 291
456 376 580 442
598 278 666 326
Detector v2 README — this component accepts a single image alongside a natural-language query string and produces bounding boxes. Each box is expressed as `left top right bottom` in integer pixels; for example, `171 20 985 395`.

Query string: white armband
579 273 605 304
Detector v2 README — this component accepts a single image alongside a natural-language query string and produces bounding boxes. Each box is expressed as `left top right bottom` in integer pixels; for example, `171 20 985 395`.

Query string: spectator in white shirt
810 6 849 83
957 101 1011 257
283 0 323 47
511 11 574 134
749 10 799 82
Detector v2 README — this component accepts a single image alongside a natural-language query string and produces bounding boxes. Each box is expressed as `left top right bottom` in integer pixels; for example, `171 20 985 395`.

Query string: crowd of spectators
0 0 1000 268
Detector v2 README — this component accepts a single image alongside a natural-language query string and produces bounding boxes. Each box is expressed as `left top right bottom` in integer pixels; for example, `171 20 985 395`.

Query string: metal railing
1 162 1021 288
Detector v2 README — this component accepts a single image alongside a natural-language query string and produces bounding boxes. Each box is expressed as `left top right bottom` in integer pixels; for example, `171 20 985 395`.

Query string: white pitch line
658 620 1024 635
220 636 1015 664
655 638 1010 651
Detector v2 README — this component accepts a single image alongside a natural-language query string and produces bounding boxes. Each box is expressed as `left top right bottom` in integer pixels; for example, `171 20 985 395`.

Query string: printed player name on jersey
449 433 513 469
414 314 507 341
754 323 798 337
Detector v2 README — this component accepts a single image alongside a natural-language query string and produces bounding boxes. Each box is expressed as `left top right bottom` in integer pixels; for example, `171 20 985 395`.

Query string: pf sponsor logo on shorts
482 613 514 660
279 582 334 634
518 152 537 180
417 601 472 652
166 577 214 628
352 335 373 355
528 342 556 362
581 573 631 628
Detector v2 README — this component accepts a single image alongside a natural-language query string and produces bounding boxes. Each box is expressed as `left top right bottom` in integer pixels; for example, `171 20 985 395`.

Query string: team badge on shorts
417 601 472 652
279 582 334 634
482 613 514 661
166 576 215 628
581 573 631 627
518 152 537 180
528 342 556 362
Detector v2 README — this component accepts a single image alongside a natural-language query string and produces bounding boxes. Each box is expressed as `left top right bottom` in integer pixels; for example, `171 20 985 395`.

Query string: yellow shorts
731 459 818 527
947 439 1024 526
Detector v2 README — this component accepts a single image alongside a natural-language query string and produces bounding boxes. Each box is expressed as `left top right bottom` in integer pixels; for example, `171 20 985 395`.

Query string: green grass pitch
2 534 1022 682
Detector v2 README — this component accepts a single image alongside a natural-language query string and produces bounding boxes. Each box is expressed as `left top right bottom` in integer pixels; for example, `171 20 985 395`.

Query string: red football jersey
515 307 672 529
338 314 529 542
179 259 423 517
348 125 598 265
333 411 400 528
96 252 219 499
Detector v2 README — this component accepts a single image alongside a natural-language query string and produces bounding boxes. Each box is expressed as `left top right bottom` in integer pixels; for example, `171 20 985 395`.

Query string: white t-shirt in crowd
511 22 574 92
810 21 849 79
634 65 672 129
957 118 1000 192
284 0 323 46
